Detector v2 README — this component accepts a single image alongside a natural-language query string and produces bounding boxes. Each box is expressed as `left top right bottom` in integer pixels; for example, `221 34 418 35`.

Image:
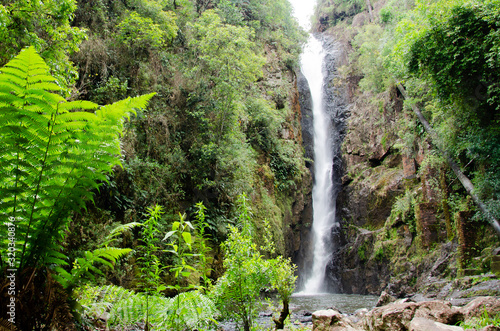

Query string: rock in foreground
311 297 500 331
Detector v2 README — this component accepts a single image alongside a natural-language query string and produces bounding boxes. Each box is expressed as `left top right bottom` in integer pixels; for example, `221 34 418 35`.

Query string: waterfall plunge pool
219 293 378 330
290 292 378 314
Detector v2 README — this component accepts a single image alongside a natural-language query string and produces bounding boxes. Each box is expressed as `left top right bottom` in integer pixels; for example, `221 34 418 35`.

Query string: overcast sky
288 0 316 30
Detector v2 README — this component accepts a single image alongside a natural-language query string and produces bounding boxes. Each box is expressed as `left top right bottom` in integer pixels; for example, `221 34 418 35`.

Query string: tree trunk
397 83 500 239
273 300 290 330
366 0 374 22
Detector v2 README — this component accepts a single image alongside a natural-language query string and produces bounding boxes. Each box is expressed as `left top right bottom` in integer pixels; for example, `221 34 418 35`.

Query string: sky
288 0 316 30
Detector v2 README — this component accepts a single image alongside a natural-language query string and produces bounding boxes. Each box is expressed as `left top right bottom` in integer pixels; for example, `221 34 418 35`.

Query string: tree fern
0 46 154 272
0 46 154 328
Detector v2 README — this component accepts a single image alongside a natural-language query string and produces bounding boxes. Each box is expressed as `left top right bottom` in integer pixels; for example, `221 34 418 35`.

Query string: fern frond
103 222 143 247
94 247 133 262
59 100 99 112
0 46 153 286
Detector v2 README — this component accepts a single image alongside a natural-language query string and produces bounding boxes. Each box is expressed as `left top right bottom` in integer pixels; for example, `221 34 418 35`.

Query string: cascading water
299 35 337 294
289 0 343 294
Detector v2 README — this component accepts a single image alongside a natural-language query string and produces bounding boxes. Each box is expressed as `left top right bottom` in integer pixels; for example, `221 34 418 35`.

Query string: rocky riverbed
307 275 500 331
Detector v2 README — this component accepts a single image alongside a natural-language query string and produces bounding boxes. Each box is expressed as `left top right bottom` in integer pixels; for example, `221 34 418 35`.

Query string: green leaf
181 232 192 245
162 230 176 241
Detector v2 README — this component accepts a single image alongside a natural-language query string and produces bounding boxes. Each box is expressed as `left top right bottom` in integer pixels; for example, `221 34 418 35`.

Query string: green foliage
459 308 500 329
374 244 386 261
211 225 269 331
270 146 300 191
390 190 417 233
137 205 167 295
193 202 214 288
117 10 177 50
76 284 218 330
189 9 265 140
353 24 393 93
163 211 198 292
55 246 132 290
395 0 500 221
408 1 500 114
0 0 86 90
211 194 297 331
380 6 395 24
358 242 368 262
0 46 154 274
64 0 308 250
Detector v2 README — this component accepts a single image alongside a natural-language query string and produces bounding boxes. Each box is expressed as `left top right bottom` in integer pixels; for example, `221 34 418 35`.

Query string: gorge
1 0 500 329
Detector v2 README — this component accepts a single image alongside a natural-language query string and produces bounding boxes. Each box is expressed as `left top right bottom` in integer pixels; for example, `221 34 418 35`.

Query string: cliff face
306 0 500 297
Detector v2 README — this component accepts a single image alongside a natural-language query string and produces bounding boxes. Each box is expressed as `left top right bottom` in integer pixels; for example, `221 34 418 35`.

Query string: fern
76 285 218 330
0 46 153 328
0 46 154 272
54 246 133 289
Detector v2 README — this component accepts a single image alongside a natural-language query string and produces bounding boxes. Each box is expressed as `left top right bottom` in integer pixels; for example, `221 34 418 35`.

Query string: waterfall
299 35 337 294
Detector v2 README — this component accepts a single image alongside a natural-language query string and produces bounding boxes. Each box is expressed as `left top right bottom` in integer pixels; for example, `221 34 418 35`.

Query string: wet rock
348 308 369 324
295 309 313 324
360 301 418 331
409 317 464 331
408 293 433 303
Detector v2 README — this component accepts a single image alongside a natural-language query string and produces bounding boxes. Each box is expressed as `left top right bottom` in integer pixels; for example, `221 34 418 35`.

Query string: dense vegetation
0 0 307 329
2 0 499 328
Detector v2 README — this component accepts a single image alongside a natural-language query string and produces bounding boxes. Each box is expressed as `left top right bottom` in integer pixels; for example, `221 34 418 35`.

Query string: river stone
348 308 369 323
409 317 464 331
312 309 357 331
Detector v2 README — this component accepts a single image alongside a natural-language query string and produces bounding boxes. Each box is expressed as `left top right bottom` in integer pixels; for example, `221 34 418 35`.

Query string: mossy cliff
60 0 313 285
311 0 500 296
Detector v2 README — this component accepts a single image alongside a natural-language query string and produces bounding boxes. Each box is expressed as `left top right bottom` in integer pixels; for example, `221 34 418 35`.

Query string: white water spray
289 0 338 294
300 35 337 294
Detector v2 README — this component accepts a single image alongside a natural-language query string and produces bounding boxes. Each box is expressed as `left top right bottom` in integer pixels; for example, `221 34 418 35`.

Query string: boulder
461 297 500 321
360 301 418 331
360 299 463 331
312 309 358 331
348 308 369 324
409 317 464 331
375 291 397 307
414 300 463 325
